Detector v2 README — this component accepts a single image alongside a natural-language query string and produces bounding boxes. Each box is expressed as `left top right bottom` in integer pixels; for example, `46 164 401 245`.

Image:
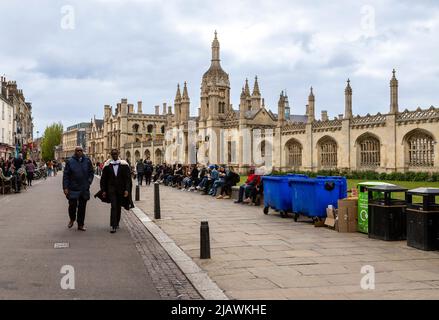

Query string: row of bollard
135 181 211 259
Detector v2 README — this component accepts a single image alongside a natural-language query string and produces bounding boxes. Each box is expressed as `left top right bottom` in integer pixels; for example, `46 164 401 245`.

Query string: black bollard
135 184 140 201
154 182 161 219
200 221 211 259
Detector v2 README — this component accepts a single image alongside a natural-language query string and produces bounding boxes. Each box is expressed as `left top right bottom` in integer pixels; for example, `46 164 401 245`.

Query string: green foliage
269 169 439 183
41 122 63 162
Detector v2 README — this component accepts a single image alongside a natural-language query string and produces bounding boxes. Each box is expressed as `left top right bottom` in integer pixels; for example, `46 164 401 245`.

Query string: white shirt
110 160 121 176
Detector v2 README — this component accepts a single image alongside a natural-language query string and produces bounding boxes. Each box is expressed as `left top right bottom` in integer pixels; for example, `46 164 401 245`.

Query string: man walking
136 159 145 186
63 146 94 231
100 149 131 233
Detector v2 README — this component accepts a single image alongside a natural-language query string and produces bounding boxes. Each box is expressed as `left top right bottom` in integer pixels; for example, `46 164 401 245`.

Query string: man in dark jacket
136 159 145 186
100 149 131 233
63 146 94 231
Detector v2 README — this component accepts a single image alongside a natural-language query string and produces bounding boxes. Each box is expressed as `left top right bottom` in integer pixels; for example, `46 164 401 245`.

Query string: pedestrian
100 149 131 233
25 160 35 186
62 146 94 231
144 160 152 186
136 159 145 186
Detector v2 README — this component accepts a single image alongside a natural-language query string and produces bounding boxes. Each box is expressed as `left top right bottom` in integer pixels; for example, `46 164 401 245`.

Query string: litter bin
367 185 408 241
262 174 307 217
406 188 439 251
289 177 347 222
357 182 396 234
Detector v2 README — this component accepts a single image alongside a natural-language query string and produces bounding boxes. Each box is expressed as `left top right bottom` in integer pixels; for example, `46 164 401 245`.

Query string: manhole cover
54 242 70 249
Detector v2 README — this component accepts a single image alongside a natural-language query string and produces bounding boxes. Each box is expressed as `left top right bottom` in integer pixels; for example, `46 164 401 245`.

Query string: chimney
128 104 134 114
163 103 167 115
155 105 160 115
168 106 172 114
339 114 344 120
321 110 328 122
137 101 143 114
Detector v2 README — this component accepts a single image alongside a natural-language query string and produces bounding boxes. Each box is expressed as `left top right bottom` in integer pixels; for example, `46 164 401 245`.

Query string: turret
307 87 315 123
251 76 262 110
390 69 399 114
343 79 352 119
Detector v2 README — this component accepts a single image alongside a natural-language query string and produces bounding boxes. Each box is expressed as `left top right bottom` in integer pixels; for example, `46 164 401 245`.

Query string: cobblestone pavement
122 209 202 300
136 183 439 300
0 175 200 300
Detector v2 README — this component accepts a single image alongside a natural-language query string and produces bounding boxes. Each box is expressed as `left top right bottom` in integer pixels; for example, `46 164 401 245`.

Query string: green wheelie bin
357 182 396 234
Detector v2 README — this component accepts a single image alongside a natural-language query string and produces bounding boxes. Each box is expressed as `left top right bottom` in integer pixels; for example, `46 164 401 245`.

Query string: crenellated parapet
312 119 343 133
397 106 439 125
351 113 387 129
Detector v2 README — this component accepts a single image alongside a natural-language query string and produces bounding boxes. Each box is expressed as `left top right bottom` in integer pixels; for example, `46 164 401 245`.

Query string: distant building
61 122 91 159
0 76 33 159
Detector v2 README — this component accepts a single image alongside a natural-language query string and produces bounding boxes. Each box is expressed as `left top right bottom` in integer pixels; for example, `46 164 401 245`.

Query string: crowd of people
0 154 61 194
149 163 264 205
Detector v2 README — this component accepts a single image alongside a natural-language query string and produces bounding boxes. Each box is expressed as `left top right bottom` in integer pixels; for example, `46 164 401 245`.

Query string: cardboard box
325 207 337 228
337 206 358 233
338 198 358 208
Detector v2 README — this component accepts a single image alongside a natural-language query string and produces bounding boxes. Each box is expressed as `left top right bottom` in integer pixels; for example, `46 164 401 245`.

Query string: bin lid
357 182 396 187
367 185 407 192
407 187 439 196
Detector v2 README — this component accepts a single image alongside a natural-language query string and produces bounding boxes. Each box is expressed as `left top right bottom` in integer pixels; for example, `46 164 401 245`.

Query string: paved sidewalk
0 175 199 300
136 183 439 300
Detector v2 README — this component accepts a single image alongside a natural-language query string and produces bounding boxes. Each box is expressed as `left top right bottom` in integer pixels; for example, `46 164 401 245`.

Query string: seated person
210 166 226 196
234 169 260 204
217 167 240 199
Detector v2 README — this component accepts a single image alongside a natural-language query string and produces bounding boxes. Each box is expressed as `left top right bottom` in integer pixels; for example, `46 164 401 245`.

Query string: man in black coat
63 146 94 231
100 149 131 233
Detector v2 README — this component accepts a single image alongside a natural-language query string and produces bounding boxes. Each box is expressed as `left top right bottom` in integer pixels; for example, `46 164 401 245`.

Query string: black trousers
68 197 87 226
109 191 122 228
145 172 152 185
27 172 34 186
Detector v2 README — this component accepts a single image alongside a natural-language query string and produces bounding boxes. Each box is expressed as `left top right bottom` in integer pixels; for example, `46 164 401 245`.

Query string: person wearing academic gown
100 149 131 233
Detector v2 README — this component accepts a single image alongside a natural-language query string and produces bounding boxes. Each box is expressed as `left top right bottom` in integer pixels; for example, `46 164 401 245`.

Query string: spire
175 83 181 102
390 69 399 114
345 79 352 94
244 78 251 97
278 91 285 124
307 87 315 122
211 31 220 67
240 86 246 99
182 82 190 101
345 79 352 119
252 76 261 96
308 87 315 101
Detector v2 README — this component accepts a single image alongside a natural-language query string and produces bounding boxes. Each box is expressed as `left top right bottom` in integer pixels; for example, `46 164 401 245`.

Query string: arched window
145 149 151 160
155 149 163 164
161 125 165 134
132 124 139 133
285 139 302 168
357 134 380 168
147 124 154 133
406 131 435 167
135 150 140 161
318 137 338 168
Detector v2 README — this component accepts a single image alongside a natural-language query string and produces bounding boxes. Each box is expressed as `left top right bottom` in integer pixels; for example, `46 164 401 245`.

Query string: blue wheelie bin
289 177 347 222
262 174 307 218
316 176 348 199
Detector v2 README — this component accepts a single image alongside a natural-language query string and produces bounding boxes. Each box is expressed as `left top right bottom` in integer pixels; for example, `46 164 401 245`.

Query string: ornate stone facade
164 33 439 173
89 33 438 173
88 100 167 164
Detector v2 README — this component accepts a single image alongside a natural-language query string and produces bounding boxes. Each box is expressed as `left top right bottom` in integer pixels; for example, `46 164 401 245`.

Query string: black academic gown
100 162 131 211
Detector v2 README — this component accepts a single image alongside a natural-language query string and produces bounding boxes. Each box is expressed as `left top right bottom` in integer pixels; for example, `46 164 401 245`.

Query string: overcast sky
0 0 438 135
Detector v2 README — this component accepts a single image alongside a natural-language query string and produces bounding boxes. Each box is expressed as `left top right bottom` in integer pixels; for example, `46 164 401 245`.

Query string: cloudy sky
0 0 438 134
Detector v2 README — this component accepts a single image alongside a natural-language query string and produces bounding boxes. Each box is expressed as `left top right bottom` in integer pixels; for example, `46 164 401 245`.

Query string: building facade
163 33 439 173
0 76 33 159
89 33 438 173
61 122 91 159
